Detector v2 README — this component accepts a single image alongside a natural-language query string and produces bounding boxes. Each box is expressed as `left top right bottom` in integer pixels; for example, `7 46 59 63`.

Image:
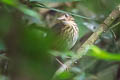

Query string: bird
51 14 79 70
52 14 79 51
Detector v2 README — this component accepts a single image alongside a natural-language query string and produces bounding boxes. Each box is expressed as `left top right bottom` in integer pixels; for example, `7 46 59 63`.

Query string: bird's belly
66 33 78 49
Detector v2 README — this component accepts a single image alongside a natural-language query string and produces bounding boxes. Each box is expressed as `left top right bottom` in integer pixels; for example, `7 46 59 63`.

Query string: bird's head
58 14 74 21
57 14 76 27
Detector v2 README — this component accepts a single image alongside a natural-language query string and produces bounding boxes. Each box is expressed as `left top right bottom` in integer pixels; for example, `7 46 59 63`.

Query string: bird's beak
57 15 65 20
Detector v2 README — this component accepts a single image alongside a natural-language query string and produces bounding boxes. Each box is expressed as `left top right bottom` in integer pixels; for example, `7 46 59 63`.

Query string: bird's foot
56 58 69 71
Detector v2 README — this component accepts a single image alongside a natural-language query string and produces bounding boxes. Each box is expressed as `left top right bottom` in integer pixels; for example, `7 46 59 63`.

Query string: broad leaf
30 0 81 2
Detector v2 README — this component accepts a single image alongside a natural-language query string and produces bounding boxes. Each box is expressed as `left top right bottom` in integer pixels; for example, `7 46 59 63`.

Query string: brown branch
53 4 120 78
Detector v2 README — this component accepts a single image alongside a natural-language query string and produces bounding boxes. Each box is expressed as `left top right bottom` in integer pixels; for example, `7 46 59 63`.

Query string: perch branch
53 4 120 77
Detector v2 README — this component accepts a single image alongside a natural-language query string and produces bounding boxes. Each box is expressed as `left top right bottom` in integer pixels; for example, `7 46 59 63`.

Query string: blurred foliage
30 0 81 2
89 45 120 61
0 7 12 38
53 71 73 80
0 0 120 80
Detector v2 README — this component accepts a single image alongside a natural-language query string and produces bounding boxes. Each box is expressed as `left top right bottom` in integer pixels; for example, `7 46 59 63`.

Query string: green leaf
30 0 81 2
0 75 8 80
18 5 40 19
89 46 120 61
53 71 73 80
1 0 40 19
1 0 18 6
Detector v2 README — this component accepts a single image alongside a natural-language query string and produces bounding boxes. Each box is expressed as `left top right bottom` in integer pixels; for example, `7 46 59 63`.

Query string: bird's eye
65 14 69 17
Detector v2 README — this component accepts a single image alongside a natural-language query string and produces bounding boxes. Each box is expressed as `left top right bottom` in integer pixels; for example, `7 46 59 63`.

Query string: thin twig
47 7 94 20
56 58 68 70
53 4 120 78
110 29 117 39
30 2 95 20
110 21 120 29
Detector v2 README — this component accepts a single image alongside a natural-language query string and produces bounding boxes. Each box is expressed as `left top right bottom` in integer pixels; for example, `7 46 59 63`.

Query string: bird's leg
56 58 69 71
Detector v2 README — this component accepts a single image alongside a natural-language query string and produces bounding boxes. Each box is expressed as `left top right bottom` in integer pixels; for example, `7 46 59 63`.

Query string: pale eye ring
65 14 69 17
